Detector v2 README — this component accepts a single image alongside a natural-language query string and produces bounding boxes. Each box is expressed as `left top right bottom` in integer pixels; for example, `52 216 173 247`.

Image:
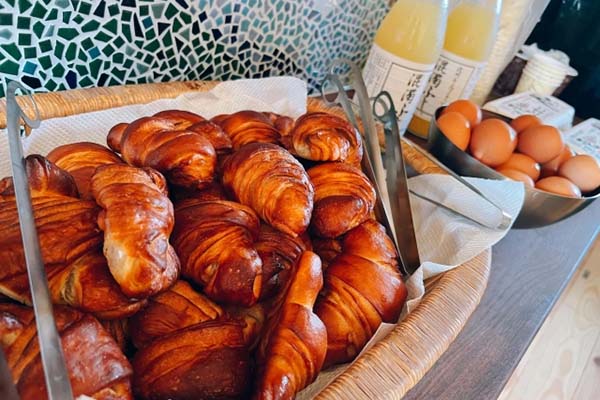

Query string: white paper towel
0 77 525 397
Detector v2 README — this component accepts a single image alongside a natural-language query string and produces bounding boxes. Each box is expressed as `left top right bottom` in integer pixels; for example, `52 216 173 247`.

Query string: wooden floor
499 236 600 400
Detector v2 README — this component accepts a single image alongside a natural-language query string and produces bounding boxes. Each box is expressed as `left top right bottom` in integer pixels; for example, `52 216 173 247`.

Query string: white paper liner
0 77 525 398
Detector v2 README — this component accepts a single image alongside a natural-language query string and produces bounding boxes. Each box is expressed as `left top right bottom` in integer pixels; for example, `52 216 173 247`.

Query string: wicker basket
0 81 490 399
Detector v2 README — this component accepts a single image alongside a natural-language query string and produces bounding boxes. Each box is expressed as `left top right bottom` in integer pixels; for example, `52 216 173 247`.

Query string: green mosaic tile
47 8 58 21
18 32 32 46
112 53 124 64
58 28 78 41
104 18 117 34
52 64 65 77
108 4 118 16
17 16 30 29
5 0 15 6
75 64 88 76
113 36 125 48
95 30 111 42
0 0 388 98
30 2 46 18
89 59 101 75
0 60 19 75
80 76 93 87
102 44 115 57
62 11 71 24
44 80 57 91
79 1 92 15
165 4 177 19
38 55 51 69
2 43 22 59
0 13 13 26
82 20 100 33
32 20 44 38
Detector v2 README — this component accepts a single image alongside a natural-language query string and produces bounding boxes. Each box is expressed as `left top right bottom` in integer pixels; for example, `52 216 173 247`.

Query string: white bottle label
414 50 487 120
363 43 434 134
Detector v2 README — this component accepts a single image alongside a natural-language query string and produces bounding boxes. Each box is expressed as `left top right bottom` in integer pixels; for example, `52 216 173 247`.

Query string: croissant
312 237 342 270
213 110 282 150
255 251 327 400
129 280 223 349
287 112 363 165
308 162 376 238
91 164 180 298
224 303 266 350
0 304 133 400
110 115 216 188
0 157 144 319
47 141 124 199
222 143 314 237
171 198 262 306
132 320 251 400
315 220 407 366
263 112 294 137
100 318 131 354
255 224 311 300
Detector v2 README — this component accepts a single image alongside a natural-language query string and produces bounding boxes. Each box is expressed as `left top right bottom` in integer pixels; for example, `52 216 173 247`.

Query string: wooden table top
403 198 600 399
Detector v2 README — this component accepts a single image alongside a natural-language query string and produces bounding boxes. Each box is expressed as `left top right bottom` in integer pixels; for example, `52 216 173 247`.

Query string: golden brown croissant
255 224 311 300
222 143 314 237
312 237 342 270
287 112 363 165
153 110 233 154
132 320 251 400
110 116 217 188
91 164 180 298
100 318 131 353
0 304 133 400
213 110 282 150
224 303 266 350
307 162 376 238
171 198 262 306
0 156 144 319
129 280 223 349
47 141 124 199
315 220 407 366
254 251 327 400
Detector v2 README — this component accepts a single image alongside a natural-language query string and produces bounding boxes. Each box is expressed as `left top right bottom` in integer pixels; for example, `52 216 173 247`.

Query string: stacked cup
515 53 578 96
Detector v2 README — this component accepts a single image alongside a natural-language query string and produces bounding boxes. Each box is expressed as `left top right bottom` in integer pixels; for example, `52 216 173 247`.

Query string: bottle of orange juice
362 0 449 135
409 0 502 138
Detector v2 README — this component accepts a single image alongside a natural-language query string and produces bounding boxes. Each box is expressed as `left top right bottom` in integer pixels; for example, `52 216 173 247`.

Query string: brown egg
510 114 542 133
436 111 471 151
540 145 574 178
558 155 600 193
443 99 482 127
535 176 581 198
469 118 517 167
497 153 540 181
496 168 535 187
517 125 564 164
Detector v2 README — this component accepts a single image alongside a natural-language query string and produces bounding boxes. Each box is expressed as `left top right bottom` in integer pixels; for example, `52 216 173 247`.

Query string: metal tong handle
403 137 513 230
320 66 402 264
6 81 74 400
372 91 421 275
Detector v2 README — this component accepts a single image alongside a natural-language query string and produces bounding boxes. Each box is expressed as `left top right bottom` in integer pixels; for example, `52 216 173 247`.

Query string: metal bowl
426 108 600 229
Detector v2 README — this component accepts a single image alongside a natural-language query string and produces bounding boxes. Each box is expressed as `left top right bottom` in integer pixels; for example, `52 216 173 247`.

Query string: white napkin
0 77 525 397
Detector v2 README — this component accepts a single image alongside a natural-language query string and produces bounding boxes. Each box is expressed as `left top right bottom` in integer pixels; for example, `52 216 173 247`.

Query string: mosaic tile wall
0 0 390 98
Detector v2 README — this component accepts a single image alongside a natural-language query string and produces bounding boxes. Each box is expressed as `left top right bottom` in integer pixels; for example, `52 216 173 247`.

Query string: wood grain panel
499 238 600 400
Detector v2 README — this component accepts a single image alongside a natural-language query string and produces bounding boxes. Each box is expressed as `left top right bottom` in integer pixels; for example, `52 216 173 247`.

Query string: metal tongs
5 81 74 399
321 60 421 276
